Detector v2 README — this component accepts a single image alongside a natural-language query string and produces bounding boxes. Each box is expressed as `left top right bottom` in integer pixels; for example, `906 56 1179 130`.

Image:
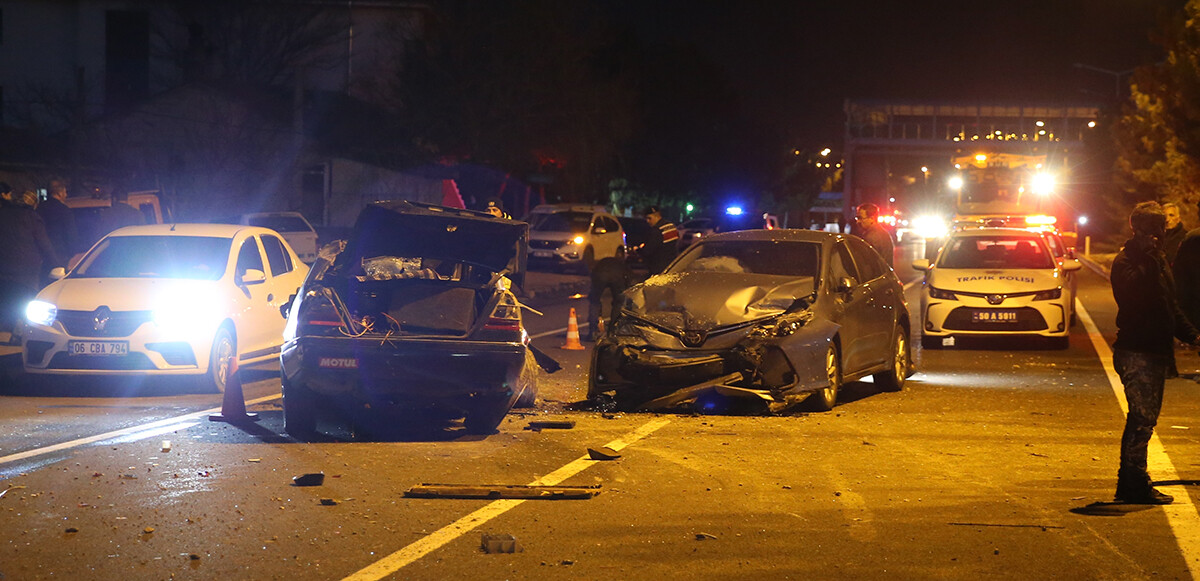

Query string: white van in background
215 212 320 264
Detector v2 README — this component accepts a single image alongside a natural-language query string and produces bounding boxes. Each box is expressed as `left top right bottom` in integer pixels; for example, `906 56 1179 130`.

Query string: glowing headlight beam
25 300 57 326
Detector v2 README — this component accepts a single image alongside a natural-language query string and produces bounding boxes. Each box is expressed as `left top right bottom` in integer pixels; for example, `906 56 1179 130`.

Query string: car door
259 233 305 345
846 236 897 367
827 241 875 374
231 234 275 359
590 214 618 259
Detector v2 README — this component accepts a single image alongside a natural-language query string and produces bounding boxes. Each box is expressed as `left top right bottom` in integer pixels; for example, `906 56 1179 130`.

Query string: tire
464 405 509 435
806 342 840 412
921 334 943 350
513 348 539 408
874 326 909 392
282 377 317 439
201 326 236 393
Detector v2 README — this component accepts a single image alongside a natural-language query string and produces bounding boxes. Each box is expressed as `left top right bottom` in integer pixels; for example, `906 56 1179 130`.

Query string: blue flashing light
725 206 744 216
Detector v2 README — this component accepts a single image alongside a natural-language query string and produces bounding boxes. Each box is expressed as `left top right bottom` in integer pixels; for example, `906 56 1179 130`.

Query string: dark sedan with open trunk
279 201 539 437
588 229 913 413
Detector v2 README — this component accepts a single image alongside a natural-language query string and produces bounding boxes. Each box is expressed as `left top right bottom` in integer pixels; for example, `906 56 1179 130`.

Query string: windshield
529 211 592 233
938 235 1055 269
71 236 232 280
247 215 313 233
670 240 821 278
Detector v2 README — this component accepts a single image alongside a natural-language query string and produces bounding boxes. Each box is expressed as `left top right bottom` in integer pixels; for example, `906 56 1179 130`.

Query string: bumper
282 336 526 409
922 297 1070 338
20 320 212 377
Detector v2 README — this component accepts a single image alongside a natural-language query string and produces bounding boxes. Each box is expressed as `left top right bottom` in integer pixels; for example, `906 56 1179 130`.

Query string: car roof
950 227 1044 238
104 223 273 238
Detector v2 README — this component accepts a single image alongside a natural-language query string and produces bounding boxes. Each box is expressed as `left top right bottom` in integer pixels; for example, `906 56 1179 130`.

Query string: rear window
939 235 1054 269
529 211 592 233
247 215 313 233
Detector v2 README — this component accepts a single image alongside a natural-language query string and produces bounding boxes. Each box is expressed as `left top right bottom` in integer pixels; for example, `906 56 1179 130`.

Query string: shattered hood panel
629 271 814 331
347 201 528 277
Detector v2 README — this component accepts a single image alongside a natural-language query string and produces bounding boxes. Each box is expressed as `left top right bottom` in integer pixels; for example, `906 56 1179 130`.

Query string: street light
1074 63 1137 99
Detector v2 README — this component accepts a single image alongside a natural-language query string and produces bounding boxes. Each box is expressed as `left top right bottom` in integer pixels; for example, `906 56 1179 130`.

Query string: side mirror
836 277 855 294
592 226 607 234
1062 259 1083 272
49 267 67 281
240 268 267 285
911 258 931 271
280 293 296 319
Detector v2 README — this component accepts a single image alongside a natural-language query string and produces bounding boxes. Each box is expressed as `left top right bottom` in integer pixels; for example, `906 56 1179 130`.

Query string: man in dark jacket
853 203 895 269
1110 201 1200 505
1162 202 1186 264
37 180 78 270
641 206 679 275
584 255 633 342
0 191 61 332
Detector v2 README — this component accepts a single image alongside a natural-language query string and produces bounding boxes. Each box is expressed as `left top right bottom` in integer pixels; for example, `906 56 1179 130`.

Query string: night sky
612 0 1184 149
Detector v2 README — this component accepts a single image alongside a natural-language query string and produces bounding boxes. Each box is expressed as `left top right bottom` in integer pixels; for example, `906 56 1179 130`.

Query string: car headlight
25 300 57 326
1032 288 1062 300
912 215 949 239
928 287 957 300
572 235 585 245
152 292 224 337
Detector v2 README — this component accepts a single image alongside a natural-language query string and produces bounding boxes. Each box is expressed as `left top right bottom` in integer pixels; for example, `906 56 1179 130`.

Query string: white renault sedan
912 228 1081 350
18 224 308 391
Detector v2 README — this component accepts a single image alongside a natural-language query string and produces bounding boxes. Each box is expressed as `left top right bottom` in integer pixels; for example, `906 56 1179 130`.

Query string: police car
911 227 1081 349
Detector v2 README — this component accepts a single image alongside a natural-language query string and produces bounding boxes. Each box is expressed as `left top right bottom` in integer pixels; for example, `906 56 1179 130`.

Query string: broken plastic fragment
526 419 576 431
161 440 171 453
695 532 718 540
319 498 340 506
293 473 325 487
481 533 523 554
587 447 621 461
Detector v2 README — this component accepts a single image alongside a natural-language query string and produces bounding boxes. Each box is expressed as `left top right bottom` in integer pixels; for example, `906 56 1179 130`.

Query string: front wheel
201 327 235 393
874 326 909 392
806 342 840 412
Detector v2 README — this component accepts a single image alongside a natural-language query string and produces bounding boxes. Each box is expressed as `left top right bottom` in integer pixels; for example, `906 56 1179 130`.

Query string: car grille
942 307 1048 331
57 310 152 338
46 352 156 370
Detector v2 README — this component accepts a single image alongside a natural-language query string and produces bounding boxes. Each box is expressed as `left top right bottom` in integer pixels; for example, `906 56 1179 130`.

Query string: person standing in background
853 203 895 269
0 190 60 333
642 206 679 275
1161 202 1186 264
36 179 78 274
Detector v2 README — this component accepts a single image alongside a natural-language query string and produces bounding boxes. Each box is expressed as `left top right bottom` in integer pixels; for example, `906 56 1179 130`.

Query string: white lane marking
0 394 281 467
1077 300 1200 577
342 417 673 581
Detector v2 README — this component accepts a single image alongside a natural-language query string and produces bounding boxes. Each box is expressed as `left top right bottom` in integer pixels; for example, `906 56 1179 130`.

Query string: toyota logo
986 294 1005 305
92 306 112 332
681 330 707 347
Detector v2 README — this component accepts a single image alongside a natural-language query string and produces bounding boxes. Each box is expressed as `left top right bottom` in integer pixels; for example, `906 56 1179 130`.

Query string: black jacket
1174 227 1200 328
1112 234 1199 356
36 196 79 260
1164 224 1187 264
0 201 61 279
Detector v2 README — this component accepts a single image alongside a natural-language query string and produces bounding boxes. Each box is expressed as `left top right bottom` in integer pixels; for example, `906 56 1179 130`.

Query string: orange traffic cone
561 307 585 350
208 356 259 424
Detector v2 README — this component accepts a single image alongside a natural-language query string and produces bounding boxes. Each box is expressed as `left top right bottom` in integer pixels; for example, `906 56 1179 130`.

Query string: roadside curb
1079 255 1111 281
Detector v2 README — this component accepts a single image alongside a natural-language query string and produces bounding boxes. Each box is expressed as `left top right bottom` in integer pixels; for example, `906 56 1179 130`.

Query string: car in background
66 191 173 256
213 212 320 264
912 227 1081 350
18 224 308 392
678 218 718 246
279 201 539 438
588 229 912 413
527 204 625 270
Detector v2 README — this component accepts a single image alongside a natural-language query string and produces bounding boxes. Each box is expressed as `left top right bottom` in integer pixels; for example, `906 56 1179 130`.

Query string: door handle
267 293 274 302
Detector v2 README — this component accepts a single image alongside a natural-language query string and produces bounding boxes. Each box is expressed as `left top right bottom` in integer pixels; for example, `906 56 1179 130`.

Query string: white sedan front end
913 228 1081 349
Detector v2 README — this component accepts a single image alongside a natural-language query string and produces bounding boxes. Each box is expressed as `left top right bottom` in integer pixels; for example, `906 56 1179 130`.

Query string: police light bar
1025 215 1057 226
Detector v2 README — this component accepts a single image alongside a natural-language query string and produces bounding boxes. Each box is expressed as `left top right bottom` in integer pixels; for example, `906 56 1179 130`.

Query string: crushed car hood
928 268 1062 292
628 271 814 331
345 200 528 283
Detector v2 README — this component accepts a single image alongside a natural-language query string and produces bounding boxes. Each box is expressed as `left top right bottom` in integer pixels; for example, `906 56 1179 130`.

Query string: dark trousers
1113 349 1169 474
0 274 39 333
587 277 626 340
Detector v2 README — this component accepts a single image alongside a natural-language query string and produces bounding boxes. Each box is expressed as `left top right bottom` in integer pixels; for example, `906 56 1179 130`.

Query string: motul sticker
318 357 358 369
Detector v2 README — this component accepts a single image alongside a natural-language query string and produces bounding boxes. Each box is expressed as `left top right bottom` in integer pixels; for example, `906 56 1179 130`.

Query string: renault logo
681 330 707 347
986 294 1005 305
92 306 112 332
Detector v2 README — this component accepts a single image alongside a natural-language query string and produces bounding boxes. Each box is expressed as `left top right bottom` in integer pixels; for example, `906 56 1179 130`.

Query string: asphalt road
2 245 1200 579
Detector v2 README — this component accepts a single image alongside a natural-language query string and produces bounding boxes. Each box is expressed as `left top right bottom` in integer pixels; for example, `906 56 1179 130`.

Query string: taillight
484 292 522 332
297 289 346 336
